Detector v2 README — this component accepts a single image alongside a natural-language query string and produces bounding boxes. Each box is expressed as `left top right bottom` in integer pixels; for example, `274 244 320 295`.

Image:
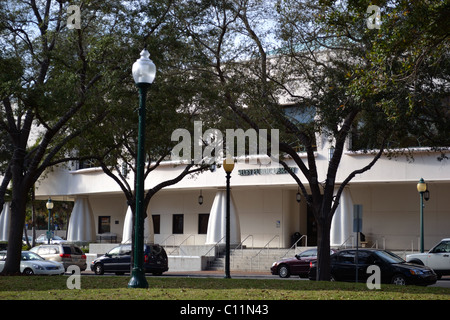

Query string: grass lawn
0 275 449 300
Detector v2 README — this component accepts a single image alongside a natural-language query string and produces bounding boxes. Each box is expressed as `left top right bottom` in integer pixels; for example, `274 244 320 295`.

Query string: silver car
35 234 66 244
0 251 65 275
30 244 87 271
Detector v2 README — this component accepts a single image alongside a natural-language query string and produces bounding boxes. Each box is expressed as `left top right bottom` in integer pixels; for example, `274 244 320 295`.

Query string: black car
91 244 168 276
309 248 437 286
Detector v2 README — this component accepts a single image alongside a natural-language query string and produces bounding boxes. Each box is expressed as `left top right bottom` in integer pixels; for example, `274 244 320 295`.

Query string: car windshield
299 249 316 257
374 250 405 264
21 252 44 261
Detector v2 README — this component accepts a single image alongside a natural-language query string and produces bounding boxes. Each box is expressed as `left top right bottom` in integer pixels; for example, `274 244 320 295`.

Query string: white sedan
406 238 450 279
0 251 65 275
35 234 66 244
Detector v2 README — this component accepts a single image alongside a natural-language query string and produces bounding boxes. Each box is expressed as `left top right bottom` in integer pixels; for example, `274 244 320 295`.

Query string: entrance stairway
206 247 317 272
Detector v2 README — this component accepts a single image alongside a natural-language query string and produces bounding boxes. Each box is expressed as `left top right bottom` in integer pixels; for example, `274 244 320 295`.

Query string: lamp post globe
128 49 156 289
417 178 427 193
132 49 156 85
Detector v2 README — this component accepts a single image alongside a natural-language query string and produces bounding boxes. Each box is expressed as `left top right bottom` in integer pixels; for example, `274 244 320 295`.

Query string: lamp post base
128 268 148 289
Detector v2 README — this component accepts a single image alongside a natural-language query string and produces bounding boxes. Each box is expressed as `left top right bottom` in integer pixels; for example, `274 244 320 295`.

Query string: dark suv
91 244 168 276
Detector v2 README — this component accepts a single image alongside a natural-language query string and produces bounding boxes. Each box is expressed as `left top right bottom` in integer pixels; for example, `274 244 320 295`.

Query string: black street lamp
128 49 156 289
223 156 235 279
46 198 54 244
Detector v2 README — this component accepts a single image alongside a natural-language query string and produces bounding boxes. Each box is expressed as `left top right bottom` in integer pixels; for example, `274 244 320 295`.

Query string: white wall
350 182 450 250
89 195 128 241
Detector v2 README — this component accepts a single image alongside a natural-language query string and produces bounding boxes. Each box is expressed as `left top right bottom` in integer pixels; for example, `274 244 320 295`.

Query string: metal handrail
280 235 308 259
401 238 419 259
231 235 254 257
338 235 355 250
170 234 195 255
204 236 226 257
161 234 175 248
370 239 379 249
204 236 226 270
250 235 280 270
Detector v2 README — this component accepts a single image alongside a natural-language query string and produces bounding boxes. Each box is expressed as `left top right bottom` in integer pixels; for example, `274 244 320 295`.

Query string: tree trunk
2 190 27 275
2 146 29 275
316 216 332 281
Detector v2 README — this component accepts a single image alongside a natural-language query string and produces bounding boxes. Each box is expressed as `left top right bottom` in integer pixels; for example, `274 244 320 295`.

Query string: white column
67 197 96 242
122 206 133 244
330 188 353 247
0 202 11 241
205 189 241 245
122 205 154 244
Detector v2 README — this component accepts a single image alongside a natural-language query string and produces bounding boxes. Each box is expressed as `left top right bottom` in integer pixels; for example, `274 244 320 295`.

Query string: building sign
238 167 298 176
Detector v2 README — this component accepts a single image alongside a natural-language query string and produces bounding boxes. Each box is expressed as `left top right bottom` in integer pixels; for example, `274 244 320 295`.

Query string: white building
28 138 450 252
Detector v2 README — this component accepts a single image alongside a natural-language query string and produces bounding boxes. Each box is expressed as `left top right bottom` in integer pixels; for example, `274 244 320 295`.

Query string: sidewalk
163 269 277 279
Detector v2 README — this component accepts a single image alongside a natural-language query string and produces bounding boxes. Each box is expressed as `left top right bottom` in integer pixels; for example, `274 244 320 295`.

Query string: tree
0 0 132 274
171 0 449 281
67 0 216 224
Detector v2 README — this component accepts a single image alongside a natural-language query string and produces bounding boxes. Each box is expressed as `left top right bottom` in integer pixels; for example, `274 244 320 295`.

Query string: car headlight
410 269 424 275
272 262 278 267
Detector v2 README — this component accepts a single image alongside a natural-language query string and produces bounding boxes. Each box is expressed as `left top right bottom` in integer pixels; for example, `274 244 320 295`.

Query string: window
98 216 111 234
432 240 450 253
198 214 209 234
108 246 121 256
172 214 184 234
152 215 160 234
356 251 372 264
337 251 356 264
120 245 132 255
77 159 98 170
48 246 58 254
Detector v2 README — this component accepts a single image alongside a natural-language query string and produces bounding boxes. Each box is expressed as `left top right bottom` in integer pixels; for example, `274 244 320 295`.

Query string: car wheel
409 259 424 266
23 268 34 276
94 263 104 275
278 265 290 278
391 274 406 285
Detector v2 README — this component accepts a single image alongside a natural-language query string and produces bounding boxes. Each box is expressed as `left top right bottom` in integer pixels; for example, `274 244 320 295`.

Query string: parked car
271 248 337 278
35 234 66 244
91 244 168 276
309 248 437 286
22 235 33 245
0 251 65 275
30 244 87 271
406 238 450 279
